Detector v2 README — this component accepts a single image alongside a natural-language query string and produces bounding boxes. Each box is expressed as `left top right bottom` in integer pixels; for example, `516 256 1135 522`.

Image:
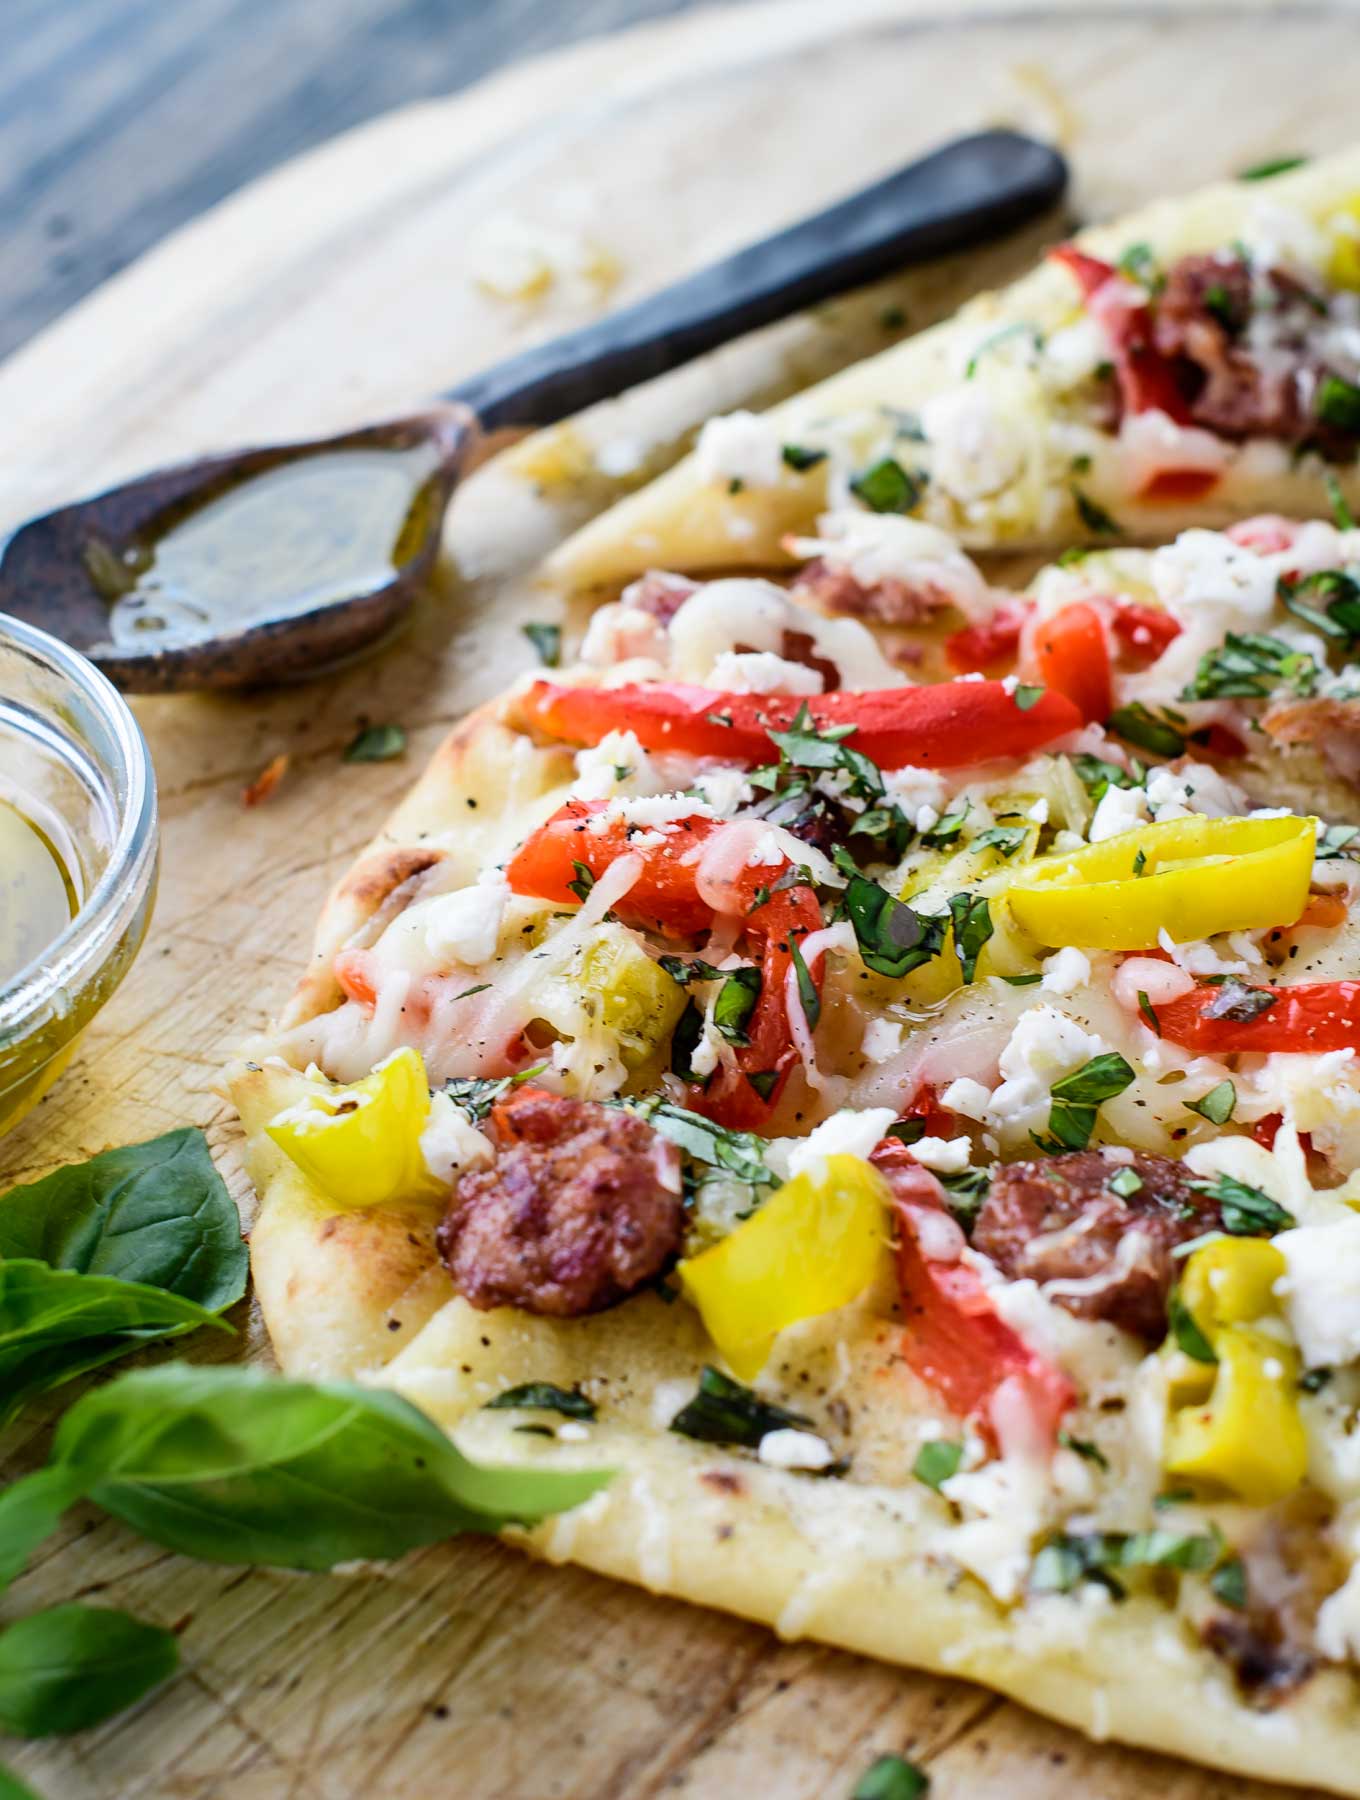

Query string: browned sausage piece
972 1150 1222 1341
790 558 953 628
438 1086 684 1316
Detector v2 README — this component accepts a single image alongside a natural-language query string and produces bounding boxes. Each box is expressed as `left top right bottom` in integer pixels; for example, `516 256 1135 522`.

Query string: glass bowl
0 613 159 1138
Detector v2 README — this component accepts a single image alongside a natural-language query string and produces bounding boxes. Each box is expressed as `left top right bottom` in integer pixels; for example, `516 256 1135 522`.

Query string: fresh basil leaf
745 1069 780 1101
964 321 1041 379
1189 1172 1294 1235
659 955 727 986
9 1365 608 1577
486 1384 597 1421
1012 683 1045 712
0 1127 246 1315
1186 1080 1236 1125
1279 568 1360 643
1108 1166 1144 1199
851 1752 929 1800
1203 976 1276 1022
713 967 762 1045
0 1468 89 1590
767 702 856 768
1070 752 1142 802
947 893 992 984
1058 1430 1109 1471
841 873 947 980
1168 1291 1218 1364
921 801 969 848
1073 486 1120 535
668 1366 810 1448
521 622 562 667
1137 989 1161 1036
850 457 920 515
1107 702 1185 758
0 1766 42 1799
1325 470 1355 531
1239 154 1307 181
1036 1053 1135 1153
1031 1527 1222 1594
938 1165 991 1226
0 1261 229 1425
1182 631 1318 701
627 1100 774 1187
567 860 595 904
0 1606 177 1737
1316 374 1360 436
972 823 1029 858
781 444 827 471
788 937 820 1031
1211 1556 1248 1610
911 1439 963 1492
343 723 407 763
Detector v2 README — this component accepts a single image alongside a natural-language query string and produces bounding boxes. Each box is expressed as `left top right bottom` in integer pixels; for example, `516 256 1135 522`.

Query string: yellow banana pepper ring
1006 814 1315 951
678 1154 889 1381
266 1046 440 1208
1163 1238 1308 1506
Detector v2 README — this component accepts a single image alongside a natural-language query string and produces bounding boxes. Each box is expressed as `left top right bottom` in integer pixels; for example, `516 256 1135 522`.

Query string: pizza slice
229 563 1360 1792
544 146 1360 592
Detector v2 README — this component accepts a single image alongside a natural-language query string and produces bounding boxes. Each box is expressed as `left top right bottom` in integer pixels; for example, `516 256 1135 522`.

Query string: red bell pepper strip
1050 244 1192 425
521 680 1083 770
1028 602 1113 725
872 1143 1075 1451
944 601 1033 675
506 799 825 1126
1156 980 1360 1055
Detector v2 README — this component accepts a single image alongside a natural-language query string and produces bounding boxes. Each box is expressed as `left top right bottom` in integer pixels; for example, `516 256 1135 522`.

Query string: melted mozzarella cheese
666 576 906 691
693 410 785 487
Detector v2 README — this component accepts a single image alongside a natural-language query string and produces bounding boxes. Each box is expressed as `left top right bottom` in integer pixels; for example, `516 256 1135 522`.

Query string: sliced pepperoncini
1006 814 1315 951
896 816 1042 1002
265 1045 441 1208
1330 196 1360 288
534 924 687 1071
678 1154 890 1380
1163 1237 1307 1506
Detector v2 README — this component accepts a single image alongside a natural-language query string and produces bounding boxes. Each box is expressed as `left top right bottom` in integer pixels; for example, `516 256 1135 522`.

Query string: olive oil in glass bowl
0 615 158 1137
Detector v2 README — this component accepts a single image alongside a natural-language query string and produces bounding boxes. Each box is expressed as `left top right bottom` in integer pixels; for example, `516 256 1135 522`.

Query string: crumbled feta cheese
1157 929 1250 979
1151 528 1279 628
1088 782 1149 842
1040 946 1091 996
688 767 754 818
941 1076 992 1120
882 765 948 820
572 729 663 801
1275 1215 1360 1368
599 792 716 831
556 1421 591 1442
909 1134 973 1174
987 1007 1109 1140
758 1428 836 1471
419 1090 493 1186
860 1018 904 1062
1146 760 1246 822
914 804 941 833
1026 796 1050 824
707 649 823 695
424 870 511 967
786 1106 898 1178
693 411 784 487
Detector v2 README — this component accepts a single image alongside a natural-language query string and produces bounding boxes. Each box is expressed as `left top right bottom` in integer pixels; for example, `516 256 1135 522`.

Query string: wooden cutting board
1 3 1354 1794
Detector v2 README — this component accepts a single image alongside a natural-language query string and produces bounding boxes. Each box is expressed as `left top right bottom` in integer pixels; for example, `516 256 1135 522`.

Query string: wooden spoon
0 131 1066 693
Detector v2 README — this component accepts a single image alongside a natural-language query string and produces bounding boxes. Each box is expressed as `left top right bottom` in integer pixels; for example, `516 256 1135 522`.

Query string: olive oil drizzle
0 797 79 989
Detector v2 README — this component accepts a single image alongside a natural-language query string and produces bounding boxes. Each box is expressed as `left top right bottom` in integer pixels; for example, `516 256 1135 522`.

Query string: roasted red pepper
521 679 1083 770
1050 244 1193 425
873 1143 1074 1451
1028 602 1113 724
944 601 1032 675
1109 598 1182 665
1157 979 1360 1054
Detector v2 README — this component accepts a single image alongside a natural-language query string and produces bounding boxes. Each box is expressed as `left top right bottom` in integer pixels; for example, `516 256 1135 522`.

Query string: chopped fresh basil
938 1164 992 1226
838 865 949 980
1058 1430 1110 1471
1183 630 1318 701
947 892 992 984
1108 1166 1144 1199
442 1065 547 1124
1325 470 1356 531
1115 241 1161 289
1317 823 1360 860
452 983 491 1001
964 321 1041 379
886 1118 927 1146
1137 989 1161 1035
1057 545 1091 568
343 723 408 763
788 936 820 1031
850 456 920 515
1315 373 1360 435
668 1366 811 1448
1189 1172 1295 1236
1034 1053 1135 1153
1131 847 1147 877
745 1069 780 1102
781 444 827 471
1073 486 1121 535
911 1438 964 1491
1031 1526 1222 1595
921 800 970 848
670 999 706 1083
1239 154 1308 181
971 823 1030 859
1071 751 1143 802
713 967 762 1045
659 956 727 986
486 1383 597 1420
1153 1487 1197 1510
851 1752 930 1800
521 622 562 667
1278 568 1360 644
1168 1290 1218 1364
1300 1367 1334 1393
1107 702 1185 758
849 801 915 861
1202 281 1238 332
1211 1556 1248 1610
626 1099 774 1187
1203 976 1276 1023
1186 1080 1236 1126
567 860 595 904
1000 972 1042 986
1012 683 1045 712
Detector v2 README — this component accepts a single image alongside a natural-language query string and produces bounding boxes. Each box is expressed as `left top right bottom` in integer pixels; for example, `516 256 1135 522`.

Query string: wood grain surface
0 3 1350 1795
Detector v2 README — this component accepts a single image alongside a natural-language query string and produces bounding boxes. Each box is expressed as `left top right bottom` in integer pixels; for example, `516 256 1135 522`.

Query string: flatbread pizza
229 528 1360 1791
545 146 1360 592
